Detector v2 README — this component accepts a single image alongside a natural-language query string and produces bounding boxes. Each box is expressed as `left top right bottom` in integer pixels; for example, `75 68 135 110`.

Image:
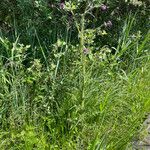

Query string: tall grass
0 13 150 150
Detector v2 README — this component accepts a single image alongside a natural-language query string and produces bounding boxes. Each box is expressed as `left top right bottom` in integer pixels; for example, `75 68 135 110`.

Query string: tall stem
80 14 86 100
72 12 86 101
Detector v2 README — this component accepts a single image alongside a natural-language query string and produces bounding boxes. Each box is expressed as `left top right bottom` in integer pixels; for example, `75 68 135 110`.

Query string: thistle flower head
100 4 107 11
59 2 65 9
83 48 89 55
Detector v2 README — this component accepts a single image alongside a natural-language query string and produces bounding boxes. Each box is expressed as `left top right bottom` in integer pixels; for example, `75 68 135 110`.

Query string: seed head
104 20 112 28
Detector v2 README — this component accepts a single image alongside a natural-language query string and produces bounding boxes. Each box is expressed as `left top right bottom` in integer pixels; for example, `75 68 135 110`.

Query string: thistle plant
64 1 111 101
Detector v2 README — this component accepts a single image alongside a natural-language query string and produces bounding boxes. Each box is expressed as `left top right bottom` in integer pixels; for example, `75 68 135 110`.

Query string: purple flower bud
59 2 65 9
100 4 107 11
83 48 89 55
104 20 112 28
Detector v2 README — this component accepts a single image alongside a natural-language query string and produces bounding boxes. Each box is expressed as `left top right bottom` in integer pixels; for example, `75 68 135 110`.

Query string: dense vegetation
0 0 150 149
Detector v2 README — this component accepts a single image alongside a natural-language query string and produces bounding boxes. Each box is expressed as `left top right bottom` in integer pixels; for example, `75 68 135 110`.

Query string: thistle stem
80 14 86 100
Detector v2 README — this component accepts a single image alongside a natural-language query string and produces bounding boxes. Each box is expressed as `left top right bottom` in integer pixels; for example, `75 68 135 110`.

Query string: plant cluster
0 0 150 149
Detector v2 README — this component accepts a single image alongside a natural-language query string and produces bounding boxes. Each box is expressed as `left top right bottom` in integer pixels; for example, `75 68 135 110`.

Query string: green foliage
0 0 150 149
